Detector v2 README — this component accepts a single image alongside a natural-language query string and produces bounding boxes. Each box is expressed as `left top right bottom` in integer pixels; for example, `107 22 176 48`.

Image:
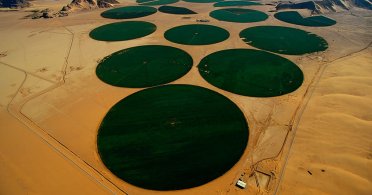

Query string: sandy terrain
0 0 371 194
278 46 372 195
0 111 114 195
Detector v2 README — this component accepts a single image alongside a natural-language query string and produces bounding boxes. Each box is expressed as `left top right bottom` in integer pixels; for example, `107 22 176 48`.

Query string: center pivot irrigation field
88 0 336 191
96 45 193 88
97 85 248 190
198 49 304 97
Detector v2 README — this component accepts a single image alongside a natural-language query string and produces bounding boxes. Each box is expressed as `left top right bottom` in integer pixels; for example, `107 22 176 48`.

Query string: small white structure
236 180 247 189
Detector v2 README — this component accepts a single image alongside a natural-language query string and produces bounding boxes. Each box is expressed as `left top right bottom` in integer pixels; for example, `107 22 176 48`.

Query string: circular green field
96 45 193 88
97 84 249 190
158 5 197 14
274 11 336 27
210 8 268 23
198 49 304 97
164 24 229 45
89 21 156 42
139 0 179 6
183 0 222 3
101 6 157 19
240 26 329 55
214 1 262 7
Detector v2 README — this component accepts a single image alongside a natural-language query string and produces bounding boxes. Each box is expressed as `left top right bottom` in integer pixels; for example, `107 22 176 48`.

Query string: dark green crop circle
183 0 223 3
198 49 304 97
164 24 229 45
158 5 197 14
101 6 157 19
210 8 268 23
89 21 156 42
274 11 336 27
138 0 179 6
214 1 262 7
96 45 193 88
240 26 329 55
97 84 249 190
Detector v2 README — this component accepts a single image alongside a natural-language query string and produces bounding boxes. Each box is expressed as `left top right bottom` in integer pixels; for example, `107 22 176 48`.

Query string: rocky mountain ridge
275 0 372 13
0 0 30 8
62 0 119 11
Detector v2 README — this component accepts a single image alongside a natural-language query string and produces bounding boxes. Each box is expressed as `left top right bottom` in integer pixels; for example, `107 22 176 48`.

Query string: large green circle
158 5 197 14
198 49 304 97
89 21 156 42
214 1 262 7
274 11 336 27
96 45 193 88
101 6 157 19
164 24 229 45
210 8 268 23
97 84 249 190
183 0 223 3
240 26 329 55
138 0 179 6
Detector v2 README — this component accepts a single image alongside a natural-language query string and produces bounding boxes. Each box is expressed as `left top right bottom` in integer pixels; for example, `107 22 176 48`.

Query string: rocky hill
25 0 118 19
0 0 30 8
275 0 372 13
62 0 119 11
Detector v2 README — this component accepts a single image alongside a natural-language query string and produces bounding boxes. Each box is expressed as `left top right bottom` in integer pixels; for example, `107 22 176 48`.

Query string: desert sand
278 46 372 195
0 0 371 194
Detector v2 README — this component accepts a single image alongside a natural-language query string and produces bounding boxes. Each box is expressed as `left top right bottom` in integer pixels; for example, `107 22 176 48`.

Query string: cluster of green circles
90 2 335 191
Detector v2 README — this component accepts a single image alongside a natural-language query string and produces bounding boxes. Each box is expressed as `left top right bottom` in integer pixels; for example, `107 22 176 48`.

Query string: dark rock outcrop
350 0 372 9
101 0 119 4
62 0 119 11
0 0 30 8
25 8 69 19
23 0 119 19
275 0 372 13
276 1 322 13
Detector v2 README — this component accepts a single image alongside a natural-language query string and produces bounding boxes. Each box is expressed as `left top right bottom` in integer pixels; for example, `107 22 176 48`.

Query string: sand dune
278 47 372 195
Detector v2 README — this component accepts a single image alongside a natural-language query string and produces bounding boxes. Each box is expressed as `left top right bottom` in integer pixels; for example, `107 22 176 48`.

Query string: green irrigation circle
164 24 229 45
89 21 156 42
183 0 223 3
97 84 249 190
210 8 268 23
274 11 336 27
96 45 193 88
213 1 262 7
138 0 179 6
101 6 157 19
198 49 304 97
240 26 329 55
158 5 197 14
